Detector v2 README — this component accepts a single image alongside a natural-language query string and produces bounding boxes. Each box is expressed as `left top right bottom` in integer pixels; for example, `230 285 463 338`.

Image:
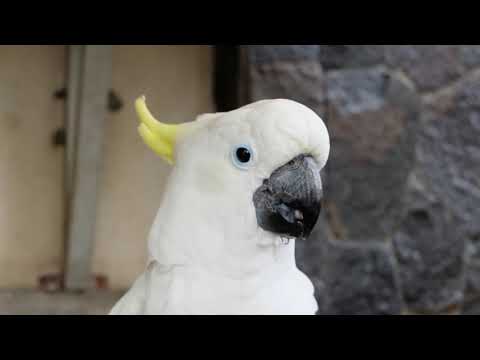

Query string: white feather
111 99 329 315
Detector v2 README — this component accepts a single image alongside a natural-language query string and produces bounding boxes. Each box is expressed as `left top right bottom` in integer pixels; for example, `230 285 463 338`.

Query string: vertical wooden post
65 45 112 291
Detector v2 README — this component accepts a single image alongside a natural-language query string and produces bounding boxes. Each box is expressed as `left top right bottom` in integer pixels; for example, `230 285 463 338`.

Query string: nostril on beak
294 210 304 221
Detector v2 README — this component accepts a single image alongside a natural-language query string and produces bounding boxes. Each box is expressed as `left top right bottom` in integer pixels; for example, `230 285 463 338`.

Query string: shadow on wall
244 45 480 315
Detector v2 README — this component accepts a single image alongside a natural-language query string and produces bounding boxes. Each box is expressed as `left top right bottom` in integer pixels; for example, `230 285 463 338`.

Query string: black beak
253 154 323 240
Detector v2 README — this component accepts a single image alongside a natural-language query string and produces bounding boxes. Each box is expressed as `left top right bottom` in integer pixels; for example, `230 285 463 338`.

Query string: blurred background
0 45 478 315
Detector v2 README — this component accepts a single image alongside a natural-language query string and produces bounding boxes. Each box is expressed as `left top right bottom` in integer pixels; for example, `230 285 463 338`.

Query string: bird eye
231 144 254 170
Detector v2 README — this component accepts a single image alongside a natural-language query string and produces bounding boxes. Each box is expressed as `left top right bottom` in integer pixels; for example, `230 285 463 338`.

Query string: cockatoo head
136 97 329 269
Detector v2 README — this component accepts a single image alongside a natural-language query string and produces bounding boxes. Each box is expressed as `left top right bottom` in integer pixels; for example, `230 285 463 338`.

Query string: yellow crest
135 96 189 165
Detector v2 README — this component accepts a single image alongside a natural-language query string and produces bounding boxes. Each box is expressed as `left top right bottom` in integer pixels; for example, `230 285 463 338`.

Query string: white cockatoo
110 97 330 315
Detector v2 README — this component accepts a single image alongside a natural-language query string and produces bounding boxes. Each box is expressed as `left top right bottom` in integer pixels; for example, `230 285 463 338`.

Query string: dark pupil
236 147 251 163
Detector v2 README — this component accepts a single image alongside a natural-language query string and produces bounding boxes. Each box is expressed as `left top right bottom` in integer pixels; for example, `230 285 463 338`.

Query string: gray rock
462 296 480 315
458 45 480 69
440 73 480 233
385 45 465 93
393 201 465 313
248 45 321 64
320 238 404 315
388 71 480 313
319 45 480 78
319 45 385 70
324 66 420 241
418 71 480 299
466 254 480 298
248 55 326 117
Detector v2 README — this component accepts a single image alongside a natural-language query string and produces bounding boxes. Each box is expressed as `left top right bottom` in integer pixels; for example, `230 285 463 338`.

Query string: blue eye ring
231 144 255 170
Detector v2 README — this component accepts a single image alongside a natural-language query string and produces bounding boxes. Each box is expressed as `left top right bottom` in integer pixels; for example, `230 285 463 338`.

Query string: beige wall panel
0 45 66 287
92 45 214 289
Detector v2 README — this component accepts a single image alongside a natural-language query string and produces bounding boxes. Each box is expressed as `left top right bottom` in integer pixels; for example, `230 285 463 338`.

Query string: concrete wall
0 45 214 291
92 45 214 289
244 45 480 314
0 45 66 288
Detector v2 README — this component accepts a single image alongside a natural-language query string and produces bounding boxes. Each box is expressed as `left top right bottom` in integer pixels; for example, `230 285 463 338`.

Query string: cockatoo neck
147 166 299 281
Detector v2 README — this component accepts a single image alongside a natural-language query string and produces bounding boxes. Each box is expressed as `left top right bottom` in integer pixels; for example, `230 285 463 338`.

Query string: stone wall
244 45 480 315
